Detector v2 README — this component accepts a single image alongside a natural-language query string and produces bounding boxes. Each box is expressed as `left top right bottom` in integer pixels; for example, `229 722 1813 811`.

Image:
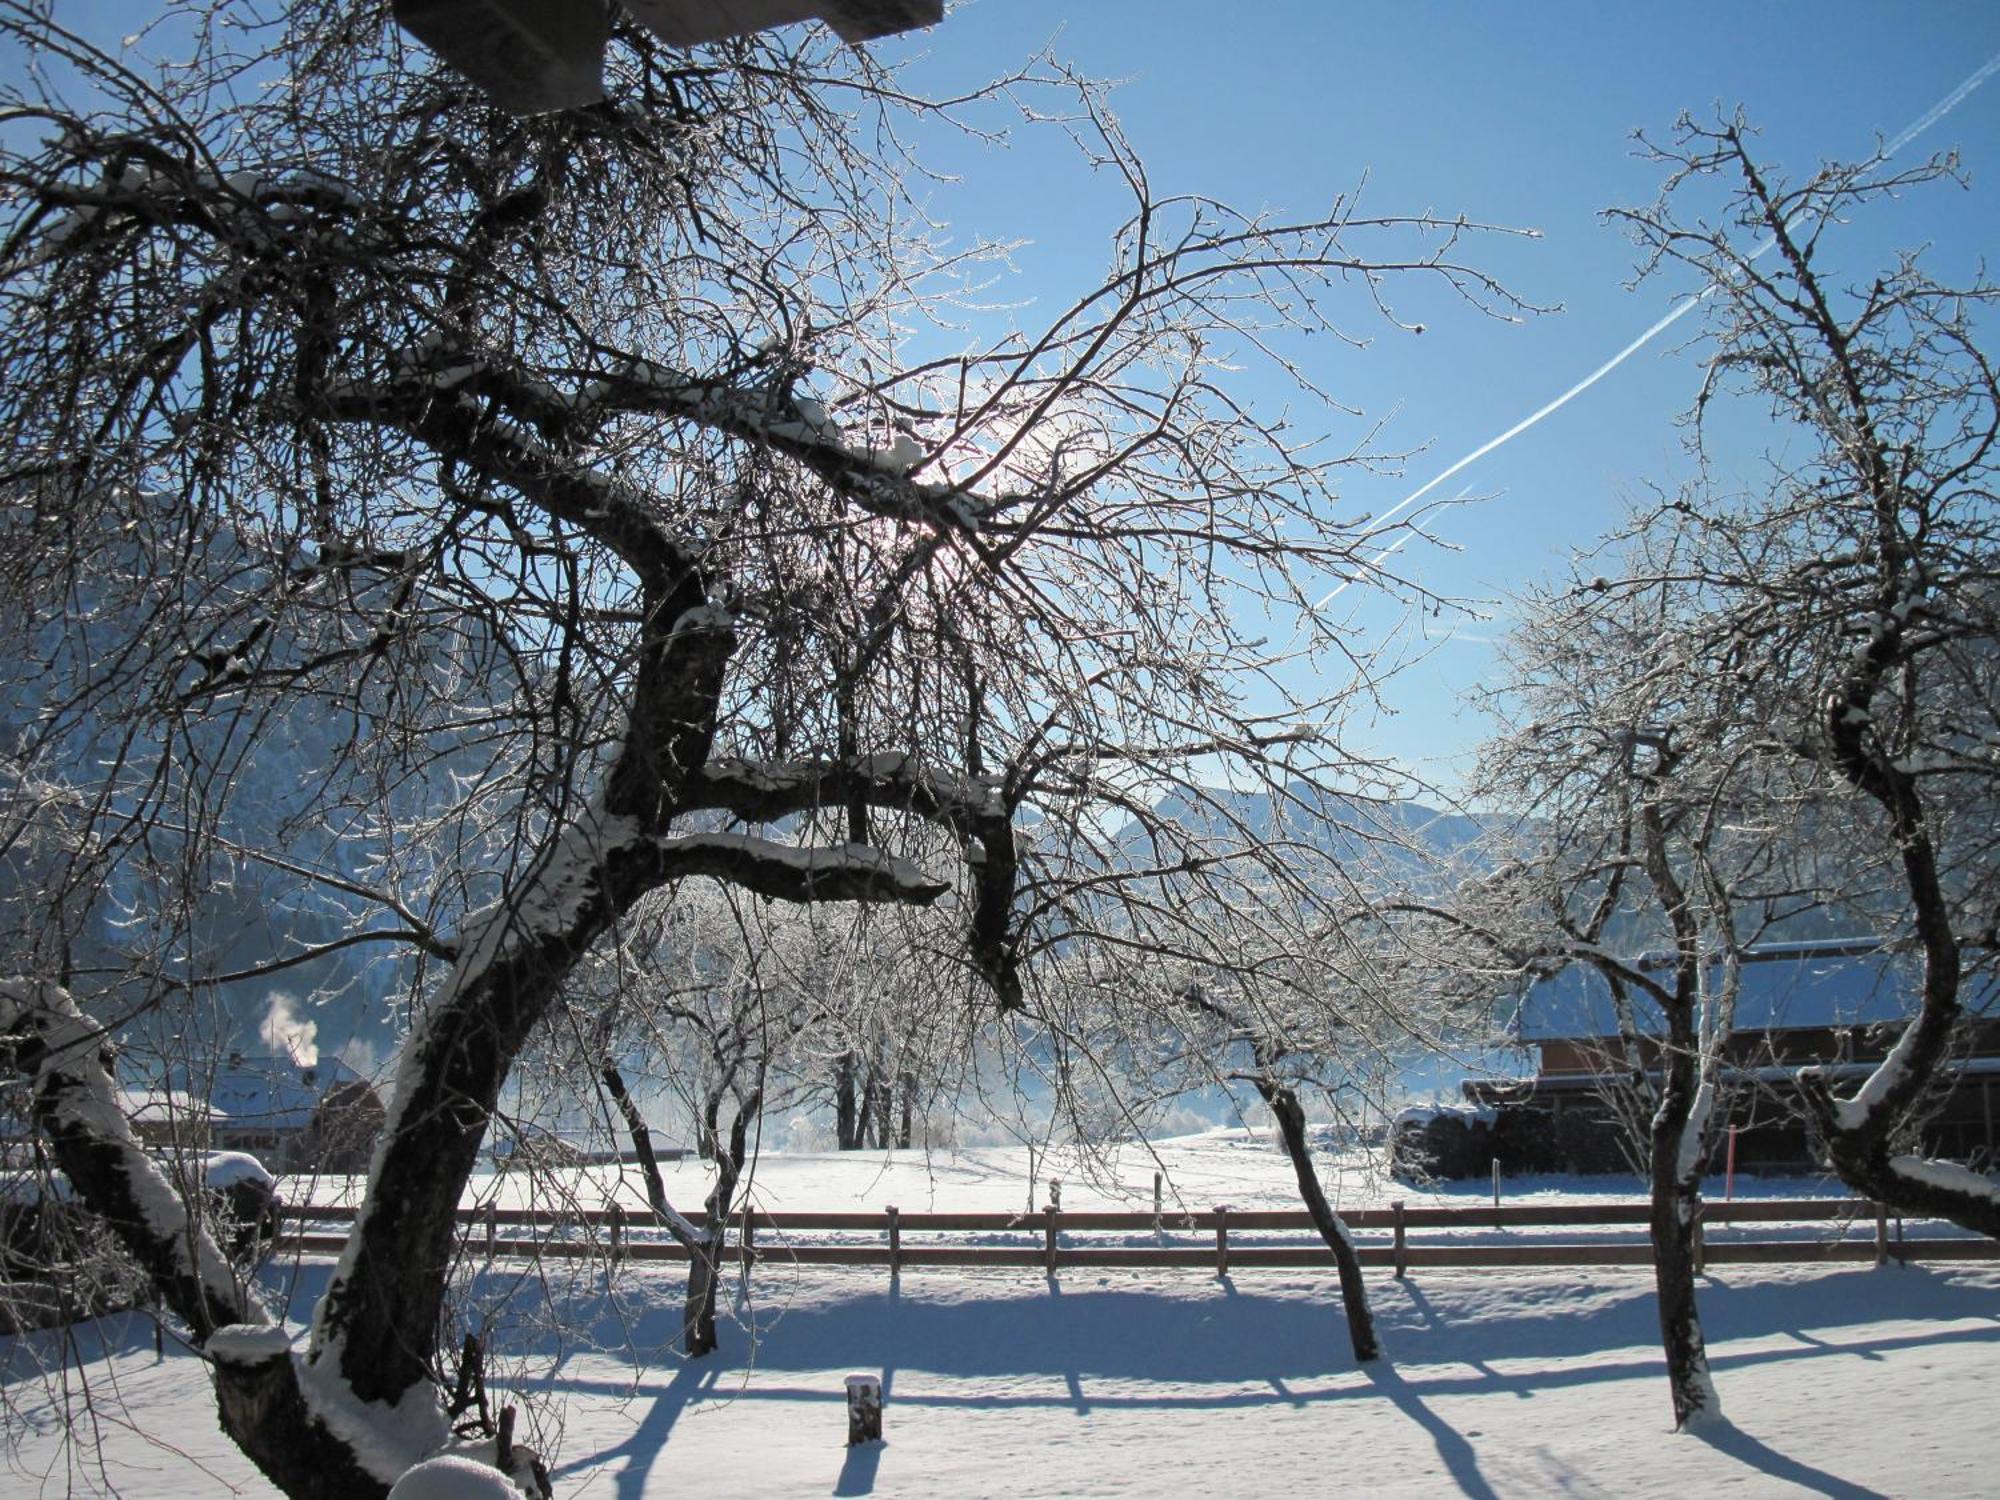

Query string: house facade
114 1053 385 1174
1398 942 1999 1179
205 1052 381 1171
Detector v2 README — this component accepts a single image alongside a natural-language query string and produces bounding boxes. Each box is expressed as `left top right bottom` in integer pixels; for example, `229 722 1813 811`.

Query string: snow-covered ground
6 1133 1996 1497
287 1127 1855 1218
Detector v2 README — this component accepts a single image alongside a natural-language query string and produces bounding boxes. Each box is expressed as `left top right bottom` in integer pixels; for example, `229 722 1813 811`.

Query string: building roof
114 1087 219 1126
204 1054 367 1131
1514 942 1997 1043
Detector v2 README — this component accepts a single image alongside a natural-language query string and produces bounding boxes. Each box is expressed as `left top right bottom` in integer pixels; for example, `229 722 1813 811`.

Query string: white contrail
1882 49 2000 157
1317 484 1473 607
1310 47 2000 615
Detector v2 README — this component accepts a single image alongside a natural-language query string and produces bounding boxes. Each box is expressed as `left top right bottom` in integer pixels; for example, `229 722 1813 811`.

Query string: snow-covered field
288 1128 1855 1218
6 1133 1996 1497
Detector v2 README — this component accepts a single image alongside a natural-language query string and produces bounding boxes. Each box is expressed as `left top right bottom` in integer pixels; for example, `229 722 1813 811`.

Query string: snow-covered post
608 1202 625 1269
886 1205 901 1279
1213 1205 1230 1277
1392 1200 1408 1280
1874 1202 1890 1267
845 1373 883 1444
1043 1191 1060 1277
1152 1171 1163 1233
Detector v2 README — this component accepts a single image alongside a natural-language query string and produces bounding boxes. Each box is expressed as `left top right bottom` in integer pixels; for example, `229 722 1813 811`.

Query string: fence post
608 1202 625 1268
485 1201 497 1260
845 1373 883 1444
740 1203 756 1267
1691 1203 1705 1278
1491 1157 1502 1211
887 1204 902 1280
1044 1195 1060 1276
1214 1205 1229 1277
1153 1171 1163 1234
1392 1200 1407 1280
1874 1201 1890 1267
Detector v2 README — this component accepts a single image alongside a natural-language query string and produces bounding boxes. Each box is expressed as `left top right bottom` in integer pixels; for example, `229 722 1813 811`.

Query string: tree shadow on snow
1359 1358 1500 1500
547 1355 721 1498
247 1253 1994 1497
1691 1417 1889 1499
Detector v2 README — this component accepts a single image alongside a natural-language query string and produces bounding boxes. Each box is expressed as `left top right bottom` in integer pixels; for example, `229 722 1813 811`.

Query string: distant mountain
1118 781 1487 887
0 518 508 1076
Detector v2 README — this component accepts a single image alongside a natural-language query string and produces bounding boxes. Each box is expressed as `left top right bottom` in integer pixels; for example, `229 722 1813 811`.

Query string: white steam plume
258 991 319 1068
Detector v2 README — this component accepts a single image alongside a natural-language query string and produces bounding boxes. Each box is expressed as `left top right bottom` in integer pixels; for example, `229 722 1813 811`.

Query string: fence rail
272 1196 2000 1273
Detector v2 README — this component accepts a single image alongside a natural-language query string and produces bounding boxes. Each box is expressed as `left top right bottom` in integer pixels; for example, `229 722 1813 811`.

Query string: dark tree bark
1631 792 1722 1431
1800 683 2000 1236
685 1088 761 1356
602 1062 744 1359
699 1086 724 1162
1257 1080 1379 1363
860 1055 890 1151
835 1050 861 1151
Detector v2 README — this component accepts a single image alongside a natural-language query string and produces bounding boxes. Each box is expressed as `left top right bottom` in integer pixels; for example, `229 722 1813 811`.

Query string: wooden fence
274 1196 2000 1274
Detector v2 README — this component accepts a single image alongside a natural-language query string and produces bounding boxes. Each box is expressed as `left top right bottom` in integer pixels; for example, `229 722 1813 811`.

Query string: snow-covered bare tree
1391 110 2000 1430
1434 569 1827 1430
1600 116 2000 1235
573 880 900 1355
0 5 1532 1494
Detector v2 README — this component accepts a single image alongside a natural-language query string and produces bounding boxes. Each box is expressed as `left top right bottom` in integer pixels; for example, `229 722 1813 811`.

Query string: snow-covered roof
203 1054 367 1130
1514 943 1997 1043
117 1087 220 1124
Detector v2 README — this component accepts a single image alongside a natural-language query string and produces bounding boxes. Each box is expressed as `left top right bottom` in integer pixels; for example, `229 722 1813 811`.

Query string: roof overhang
393 0 944 115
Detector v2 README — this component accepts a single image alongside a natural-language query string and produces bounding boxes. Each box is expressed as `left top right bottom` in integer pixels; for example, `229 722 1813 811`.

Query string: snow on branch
651 832 949 905
682 753 1007 830
12 159 366 272
323 375 696 589
1884 1154 2000 1208
325 354 994 551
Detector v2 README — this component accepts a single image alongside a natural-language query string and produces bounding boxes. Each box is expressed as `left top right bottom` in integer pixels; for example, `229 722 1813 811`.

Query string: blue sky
883 2 2000 790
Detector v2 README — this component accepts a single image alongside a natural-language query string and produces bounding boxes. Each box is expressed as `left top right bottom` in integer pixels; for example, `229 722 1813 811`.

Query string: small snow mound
205 1151 275 1190
1394 1102 1495 1127
387 1455 526 1499
868 432 924 473
207 1323 291 1365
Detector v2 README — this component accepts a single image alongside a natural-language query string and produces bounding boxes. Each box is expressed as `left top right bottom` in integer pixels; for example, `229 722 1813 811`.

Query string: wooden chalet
1440 941 2000 1178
